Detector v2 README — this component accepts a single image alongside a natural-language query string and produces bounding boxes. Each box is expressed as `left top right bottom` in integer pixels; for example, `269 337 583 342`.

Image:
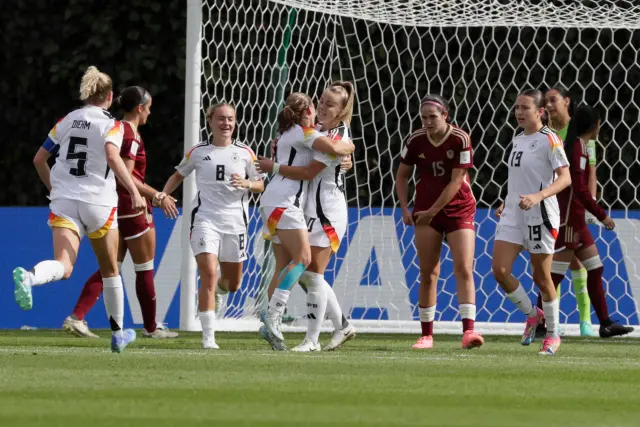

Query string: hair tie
422 100 447 112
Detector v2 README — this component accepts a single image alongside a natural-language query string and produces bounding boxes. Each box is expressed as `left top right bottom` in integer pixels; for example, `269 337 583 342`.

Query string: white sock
459 303 476 321
324 281 344 330
103 276 124 336
199 310 216 342
418 305 436 322
304 272 328 344
268 289 290 319
505 284 537 318
30 260 65 286
542 298 560 338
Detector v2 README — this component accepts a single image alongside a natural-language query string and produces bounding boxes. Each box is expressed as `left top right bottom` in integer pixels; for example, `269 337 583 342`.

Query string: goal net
185 0 640 335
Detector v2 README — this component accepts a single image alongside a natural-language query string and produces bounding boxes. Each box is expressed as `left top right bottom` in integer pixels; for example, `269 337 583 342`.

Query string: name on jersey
71 120 91 130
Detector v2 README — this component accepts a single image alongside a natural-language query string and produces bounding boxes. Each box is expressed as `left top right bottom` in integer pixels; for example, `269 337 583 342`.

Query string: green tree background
2 0 638 209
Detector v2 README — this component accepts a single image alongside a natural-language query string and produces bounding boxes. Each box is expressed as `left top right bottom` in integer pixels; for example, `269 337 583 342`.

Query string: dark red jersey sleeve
570 141 607 221
451 130 473 169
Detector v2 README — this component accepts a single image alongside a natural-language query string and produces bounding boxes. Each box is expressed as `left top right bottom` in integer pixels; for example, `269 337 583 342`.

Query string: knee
491 263 510 284
453 263 474 285
293 248 312 268
420 270 439 288
532 270 551 288
225 279 241 293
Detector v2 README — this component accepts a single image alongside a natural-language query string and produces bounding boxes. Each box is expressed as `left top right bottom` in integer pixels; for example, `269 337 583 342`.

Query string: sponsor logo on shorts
199 237 205 247
418 153 425 158
533 244 542 250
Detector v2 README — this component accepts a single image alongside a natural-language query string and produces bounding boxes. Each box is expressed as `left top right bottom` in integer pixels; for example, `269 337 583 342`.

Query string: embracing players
395 94 484 350
256 82 357 351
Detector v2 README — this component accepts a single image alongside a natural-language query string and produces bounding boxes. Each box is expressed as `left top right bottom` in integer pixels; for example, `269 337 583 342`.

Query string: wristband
273 163 281 175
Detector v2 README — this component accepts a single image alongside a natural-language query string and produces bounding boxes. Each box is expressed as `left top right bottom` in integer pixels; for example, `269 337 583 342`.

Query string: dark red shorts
414 210 475 235
119 211 154 240
555 224 594 251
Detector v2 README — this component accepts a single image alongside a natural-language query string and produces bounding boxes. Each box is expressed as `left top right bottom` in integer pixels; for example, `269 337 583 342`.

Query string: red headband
422 100 447 113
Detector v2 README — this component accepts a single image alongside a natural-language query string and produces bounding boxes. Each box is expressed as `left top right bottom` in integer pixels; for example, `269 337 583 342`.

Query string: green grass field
1 331 639 427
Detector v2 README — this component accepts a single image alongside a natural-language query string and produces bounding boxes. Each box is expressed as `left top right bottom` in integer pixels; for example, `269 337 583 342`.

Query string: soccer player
395 94 484 350
534 87 597 337
160 103 264 349
17 66 144 352
551 104 633 338
255 82 357 352
492 89 571 356
257 92 355 350
63 86 179 339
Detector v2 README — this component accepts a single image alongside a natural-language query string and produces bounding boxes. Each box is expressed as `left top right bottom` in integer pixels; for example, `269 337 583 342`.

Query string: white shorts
307 215 347 253
48 199 118 240
495 223 557 255
260 206 306 244
190 224 247 262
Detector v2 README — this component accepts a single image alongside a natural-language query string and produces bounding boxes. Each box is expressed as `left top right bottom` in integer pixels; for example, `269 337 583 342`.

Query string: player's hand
161 195 179 219
602 216 615 231
131 192 146 212
340 155 353 172
519 193 542 211
414 208 437 226
230 173 251 190
401 208 414 226
152 192 167 207
495 203 505 218
255 156 274 174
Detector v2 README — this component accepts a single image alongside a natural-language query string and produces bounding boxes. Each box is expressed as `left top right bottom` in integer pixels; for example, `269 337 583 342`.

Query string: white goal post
182 0 640 335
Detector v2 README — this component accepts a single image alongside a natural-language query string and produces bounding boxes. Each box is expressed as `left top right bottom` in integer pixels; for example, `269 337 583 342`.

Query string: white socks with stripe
304 272 328 344
103 276 124 337
29 260 65 286
506 284 537 318
542 298 560 338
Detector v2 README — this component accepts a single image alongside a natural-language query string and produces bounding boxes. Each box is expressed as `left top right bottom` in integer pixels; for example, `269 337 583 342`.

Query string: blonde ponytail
79 66 112 104
326 81 355 124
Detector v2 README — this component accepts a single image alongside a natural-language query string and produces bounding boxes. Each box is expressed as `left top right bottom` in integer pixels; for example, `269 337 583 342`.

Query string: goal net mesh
198 0 640 334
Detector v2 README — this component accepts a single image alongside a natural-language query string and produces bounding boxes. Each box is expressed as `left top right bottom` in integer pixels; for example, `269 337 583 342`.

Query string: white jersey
304 122 350 220
48 106 123 207
176 140 262 234
260 124 323 209
500 126 569 229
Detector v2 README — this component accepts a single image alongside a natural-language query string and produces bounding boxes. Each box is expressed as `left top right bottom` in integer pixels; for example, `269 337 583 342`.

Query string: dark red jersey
400 125 475 219
117 121 151 217
557 138 607 228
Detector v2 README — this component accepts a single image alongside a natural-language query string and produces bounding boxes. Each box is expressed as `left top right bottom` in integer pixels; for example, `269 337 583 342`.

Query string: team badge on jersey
231 152 240 163
447 150 454 159
529 141 538 150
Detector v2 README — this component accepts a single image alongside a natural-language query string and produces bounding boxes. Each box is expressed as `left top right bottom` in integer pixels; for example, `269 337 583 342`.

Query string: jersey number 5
431 161 445 177
68 136 88 177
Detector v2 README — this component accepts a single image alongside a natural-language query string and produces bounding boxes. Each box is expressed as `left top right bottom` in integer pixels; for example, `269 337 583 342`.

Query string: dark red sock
72 270 104 320
586 266 610 324
462 318 474 332
136 269 157 332
420 321 433 336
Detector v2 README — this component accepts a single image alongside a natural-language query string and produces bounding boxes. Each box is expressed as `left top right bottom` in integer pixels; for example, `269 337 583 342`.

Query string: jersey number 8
216 165 225 181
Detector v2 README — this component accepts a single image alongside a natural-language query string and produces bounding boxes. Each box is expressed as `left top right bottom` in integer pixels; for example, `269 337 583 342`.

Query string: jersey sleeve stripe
105 121 123 143
233 141 257 161
546 133 563 150
452 128 471 149
407 129 427 145
185 142 209 159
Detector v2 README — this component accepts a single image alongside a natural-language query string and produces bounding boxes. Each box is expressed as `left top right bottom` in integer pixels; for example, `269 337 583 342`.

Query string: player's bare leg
215 261 242 318
412 224 442 349
196 253 220 349
14 226 78 311
493 240 544 346
90 228 136 353
576 244 634 338
530 253 561 355
447 228 484 349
